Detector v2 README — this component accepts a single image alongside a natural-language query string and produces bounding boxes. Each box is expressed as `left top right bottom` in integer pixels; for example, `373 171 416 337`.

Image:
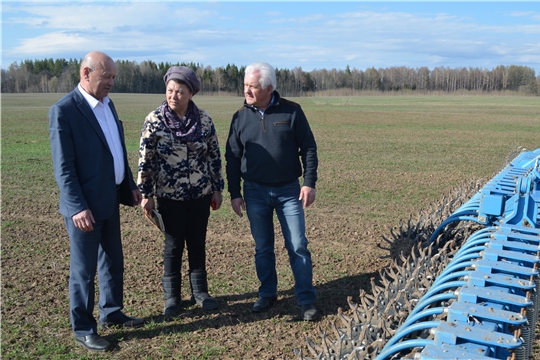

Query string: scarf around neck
160 100 202 142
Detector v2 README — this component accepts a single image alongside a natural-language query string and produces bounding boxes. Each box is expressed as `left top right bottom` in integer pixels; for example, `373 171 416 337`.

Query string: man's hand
141 197 154 217
299 186 316 208
132 189 142 206
231 197 246 217
72 209 95 232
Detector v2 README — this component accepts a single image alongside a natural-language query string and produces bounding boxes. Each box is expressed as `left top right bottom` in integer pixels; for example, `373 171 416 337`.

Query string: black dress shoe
252 296 277 313
301 304 318 321
75 334 110 352
99 313 145 329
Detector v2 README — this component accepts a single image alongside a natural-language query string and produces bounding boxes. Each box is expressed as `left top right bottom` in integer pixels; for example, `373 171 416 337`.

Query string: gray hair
245 62 276 91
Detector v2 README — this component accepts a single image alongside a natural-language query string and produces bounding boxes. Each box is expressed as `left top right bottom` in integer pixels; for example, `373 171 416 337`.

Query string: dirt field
2 94 539 359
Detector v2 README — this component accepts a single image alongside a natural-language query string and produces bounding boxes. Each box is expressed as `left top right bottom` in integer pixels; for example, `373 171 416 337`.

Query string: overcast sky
2 1 540 73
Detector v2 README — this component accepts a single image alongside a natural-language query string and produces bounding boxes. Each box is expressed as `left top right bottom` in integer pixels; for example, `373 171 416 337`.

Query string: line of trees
2 59 539 96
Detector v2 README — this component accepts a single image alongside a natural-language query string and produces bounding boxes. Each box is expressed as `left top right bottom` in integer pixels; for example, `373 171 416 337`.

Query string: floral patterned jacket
137 106 224 200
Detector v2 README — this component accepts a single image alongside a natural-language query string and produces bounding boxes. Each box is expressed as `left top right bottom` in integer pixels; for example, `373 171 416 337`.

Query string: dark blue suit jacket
50 87 136 220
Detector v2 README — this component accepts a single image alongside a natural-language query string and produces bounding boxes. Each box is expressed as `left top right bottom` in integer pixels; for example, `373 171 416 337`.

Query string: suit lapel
107 98 133 195
108 101 125 142
74 87 111 152
108 101 129 162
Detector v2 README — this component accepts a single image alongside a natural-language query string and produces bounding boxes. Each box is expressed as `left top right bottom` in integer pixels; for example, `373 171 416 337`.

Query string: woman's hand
211 191 223 210
141 197 155 217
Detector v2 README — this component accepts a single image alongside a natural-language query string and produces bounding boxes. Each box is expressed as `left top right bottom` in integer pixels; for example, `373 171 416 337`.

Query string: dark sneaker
99 313 145 329
252 296 277 313
301 304 318 321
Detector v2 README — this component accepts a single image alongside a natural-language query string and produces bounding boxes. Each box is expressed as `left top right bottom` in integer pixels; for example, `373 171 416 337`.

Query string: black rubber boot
162 275 182 320
189 270 219 310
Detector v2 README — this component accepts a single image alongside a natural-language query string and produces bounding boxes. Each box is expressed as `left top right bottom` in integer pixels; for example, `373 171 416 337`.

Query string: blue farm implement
295 148 540 360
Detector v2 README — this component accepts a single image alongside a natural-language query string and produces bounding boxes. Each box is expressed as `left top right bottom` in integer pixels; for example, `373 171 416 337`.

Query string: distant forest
2 58 539 96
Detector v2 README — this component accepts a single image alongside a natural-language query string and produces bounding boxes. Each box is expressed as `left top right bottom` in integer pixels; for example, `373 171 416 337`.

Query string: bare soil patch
2 192 389 359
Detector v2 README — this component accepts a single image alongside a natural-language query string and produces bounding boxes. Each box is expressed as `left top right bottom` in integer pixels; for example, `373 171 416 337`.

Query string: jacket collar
73 86 116 151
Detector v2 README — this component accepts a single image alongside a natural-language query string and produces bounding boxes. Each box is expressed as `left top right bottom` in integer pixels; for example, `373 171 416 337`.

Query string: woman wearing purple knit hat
137 66 224 318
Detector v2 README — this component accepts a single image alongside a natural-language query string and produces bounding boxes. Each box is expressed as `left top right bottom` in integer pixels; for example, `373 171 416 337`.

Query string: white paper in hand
145 209 165 232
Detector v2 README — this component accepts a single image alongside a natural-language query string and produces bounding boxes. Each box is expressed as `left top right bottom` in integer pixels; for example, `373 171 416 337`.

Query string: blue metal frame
376 148 540 360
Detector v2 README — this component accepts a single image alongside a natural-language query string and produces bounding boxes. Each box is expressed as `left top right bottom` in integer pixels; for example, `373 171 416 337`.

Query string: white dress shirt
78 84 125 185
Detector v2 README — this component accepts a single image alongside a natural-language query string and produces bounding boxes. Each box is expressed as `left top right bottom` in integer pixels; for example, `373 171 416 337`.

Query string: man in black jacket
225 61 318 321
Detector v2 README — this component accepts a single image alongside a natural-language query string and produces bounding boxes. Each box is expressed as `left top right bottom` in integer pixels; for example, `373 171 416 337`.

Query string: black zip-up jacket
225 91 318 200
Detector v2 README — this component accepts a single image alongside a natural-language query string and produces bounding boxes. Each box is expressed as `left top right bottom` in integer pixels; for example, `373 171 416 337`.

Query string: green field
1 93 539 359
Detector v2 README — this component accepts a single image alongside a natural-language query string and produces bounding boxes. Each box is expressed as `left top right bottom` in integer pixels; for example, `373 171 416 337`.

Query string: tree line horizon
2 58 539 96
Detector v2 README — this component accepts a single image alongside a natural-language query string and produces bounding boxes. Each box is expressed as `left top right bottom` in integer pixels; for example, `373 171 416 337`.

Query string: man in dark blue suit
49 51 144 352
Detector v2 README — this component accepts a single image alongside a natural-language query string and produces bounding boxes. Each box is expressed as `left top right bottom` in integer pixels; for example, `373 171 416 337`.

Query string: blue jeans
243 180 316 305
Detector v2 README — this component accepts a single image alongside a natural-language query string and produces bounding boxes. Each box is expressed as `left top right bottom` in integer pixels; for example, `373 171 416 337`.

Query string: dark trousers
157 195 212 277
65 204 124 337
